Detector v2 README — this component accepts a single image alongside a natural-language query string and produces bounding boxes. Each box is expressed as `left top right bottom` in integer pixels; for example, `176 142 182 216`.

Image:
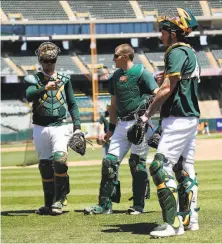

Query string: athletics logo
119 76 128 82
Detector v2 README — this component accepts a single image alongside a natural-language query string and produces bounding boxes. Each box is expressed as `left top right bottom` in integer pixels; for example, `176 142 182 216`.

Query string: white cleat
185 222 199 231
127 206 143 215
150 223 184 238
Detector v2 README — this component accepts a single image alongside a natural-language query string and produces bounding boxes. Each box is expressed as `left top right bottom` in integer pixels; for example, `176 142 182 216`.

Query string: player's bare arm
109 95 117 125
141 75 180 122
152 87 159 95
155 71 164 86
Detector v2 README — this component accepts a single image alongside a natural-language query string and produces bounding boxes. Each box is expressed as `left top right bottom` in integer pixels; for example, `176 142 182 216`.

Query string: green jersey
161 43 200 118
108 64 158 118
25 72 81 128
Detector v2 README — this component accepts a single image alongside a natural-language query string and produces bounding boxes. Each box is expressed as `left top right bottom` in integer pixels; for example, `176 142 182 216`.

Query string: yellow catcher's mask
157 8 198 36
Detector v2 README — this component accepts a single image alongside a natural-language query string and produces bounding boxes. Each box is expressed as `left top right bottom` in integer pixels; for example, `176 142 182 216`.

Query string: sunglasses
41 59 57 64
113 54 121 59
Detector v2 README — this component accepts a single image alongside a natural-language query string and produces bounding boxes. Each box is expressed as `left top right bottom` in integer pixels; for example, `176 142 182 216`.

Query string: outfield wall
1 118 222 143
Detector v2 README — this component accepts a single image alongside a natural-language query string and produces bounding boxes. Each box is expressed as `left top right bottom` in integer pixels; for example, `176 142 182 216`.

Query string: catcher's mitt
127 118 148 145
68 132 92 156
147 126 162 149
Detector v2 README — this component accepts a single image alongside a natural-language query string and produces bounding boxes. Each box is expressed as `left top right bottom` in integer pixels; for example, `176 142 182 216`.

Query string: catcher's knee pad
150 153 180 228
101 154 119 179
129 154 149 205
53 151 68 175
39 159 54 182
129 154 147 172
173 157 199 226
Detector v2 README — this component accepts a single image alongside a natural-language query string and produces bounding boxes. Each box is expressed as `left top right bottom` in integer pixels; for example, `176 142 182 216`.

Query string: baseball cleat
84 204 113 215
51 201 63 215
35 206 52 215
184 222 199 231
62 197 68 207
150 223 184 238
127 206 143 215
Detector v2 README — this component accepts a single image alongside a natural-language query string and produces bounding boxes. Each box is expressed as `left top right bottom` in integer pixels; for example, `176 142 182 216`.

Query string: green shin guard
129 154 149 208
99 154 119 208
110 180 121 203
53 151 69 203
150 153 180 228
54 175 69 202
157 188 179 227
42 182 54 207
173 157 199 226
39 160 54 207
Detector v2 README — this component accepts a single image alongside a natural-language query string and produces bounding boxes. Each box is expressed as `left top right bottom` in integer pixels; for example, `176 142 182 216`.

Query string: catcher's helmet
35 42 61 60
157 8 198 36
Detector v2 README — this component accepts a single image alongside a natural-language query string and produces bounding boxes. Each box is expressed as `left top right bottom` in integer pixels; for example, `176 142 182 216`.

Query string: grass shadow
102 222 158 235
75 209 127 214
1 210 69 216
75 209 157 215
1 210 36 216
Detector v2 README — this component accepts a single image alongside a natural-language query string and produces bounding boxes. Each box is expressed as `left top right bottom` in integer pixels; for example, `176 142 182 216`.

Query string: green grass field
1 145 156 167
1 147 104 167
1 160 222 243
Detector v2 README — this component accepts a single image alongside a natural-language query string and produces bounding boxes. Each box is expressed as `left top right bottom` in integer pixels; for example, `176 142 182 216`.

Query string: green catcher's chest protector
28 72 69 117
111 64 148 118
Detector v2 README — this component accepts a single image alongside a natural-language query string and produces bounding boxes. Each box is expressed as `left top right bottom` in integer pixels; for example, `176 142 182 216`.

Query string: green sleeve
108 75 115 95
165 49 187 77
25 85 46 102
65 80 81 128
140 70 158 93
98 115 104 124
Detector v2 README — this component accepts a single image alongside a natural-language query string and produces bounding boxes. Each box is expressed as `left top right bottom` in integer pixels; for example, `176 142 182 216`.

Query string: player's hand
73 129 82 134
140 114 149 124
104 131 113 141
155 72 164 86
45 80 60 91
98 133 106 142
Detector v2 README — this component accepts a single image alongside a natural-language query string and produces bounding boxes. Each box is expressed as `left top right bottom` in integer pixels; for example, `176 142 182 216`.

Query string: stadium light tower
90 21 99 122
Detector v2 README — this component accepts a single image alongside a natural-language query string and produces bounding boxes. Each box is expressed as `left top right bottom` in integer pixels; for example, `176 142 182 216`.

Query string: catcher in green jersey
84 44 159 215
140 8 200 237
25 42 82 215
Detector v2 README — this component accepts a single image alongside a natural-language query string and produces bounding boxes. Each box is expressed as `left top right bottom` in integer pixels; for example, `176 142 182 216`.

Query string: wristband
109 123 116 132
73 125 81 132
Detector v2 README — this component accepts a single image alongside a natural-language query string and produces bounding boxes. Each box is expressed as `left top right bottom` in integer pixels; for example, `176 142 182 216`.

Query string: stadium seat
212 49 222 67
68 1 136 19
9 55 82 75
1 57 16 76
138 0 203 17
1 1 69 20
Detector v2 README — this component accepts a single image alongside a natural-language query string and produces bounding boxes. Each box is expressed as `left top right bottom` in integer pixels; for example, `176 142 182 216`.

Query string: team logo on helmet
157 8 198 35
35 42 61 60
